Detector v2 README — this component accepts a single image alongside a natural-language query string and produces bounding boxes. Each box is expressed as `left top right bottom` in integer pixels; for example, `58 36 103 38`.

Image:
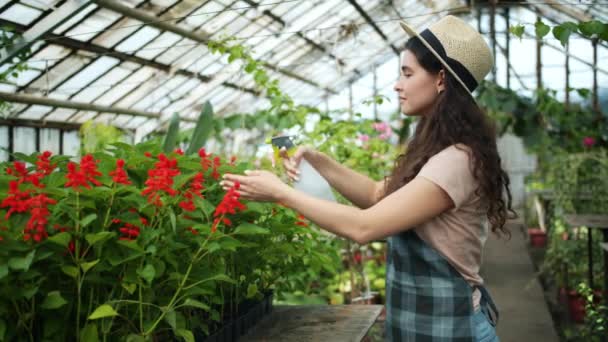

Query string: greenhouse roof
0 0 607 138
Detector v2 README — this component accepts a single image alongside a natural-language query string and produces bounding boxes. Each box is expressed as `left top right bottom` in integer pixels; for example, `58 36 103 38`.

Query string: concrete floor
482 222 560 342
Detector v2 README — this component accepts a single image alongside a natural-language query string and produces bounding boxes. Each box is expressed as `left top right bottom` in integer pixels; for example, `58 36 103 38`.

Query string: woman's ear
436 69 446 94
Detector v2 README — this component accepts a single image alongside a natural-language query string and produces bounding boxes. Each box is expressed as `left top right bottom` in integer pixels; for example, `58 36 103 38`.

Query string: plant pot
567 291 586 323
557 287 568 307
528 228 547 247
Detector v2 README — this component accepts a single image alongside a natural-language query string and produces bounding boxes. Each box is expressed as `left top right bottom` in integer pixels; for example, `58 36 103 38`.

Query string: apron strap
474 285 499 327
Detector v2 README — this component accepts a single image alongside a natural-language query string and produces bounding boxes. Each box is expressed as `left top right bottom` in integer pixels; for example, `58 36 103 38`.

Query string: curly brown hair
384 37 516 238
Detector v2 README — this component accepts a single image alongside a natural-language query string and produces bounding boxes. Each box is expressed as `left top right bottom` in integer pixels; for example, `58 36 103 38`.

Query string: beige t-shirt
415 145 488 309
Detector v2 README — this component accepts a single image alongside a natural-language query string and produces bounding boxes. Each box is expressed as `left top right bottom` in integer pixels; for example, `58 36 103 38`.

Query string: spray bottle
270 135 336 202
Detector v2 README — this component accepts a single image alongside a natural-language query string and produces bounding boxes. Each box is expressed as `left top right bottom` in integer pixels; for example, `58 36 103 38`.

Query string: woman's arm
304 150 386 208
222 170 452 245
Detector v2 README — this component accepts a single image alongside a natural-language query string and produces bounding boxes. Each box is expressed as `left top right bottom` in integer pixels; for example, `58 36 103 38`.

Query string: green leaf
125 334 146 342
8 250 36 271
163 112 181 153
165 309 177 330
181 298 210 311
175 329 194 342
122 282 137 295
233 223 269 235
137 264 156 284
47 232 71 248
0 264 8 280
41 291 68 310
509 24 525 39
80 323 99 342
169 210 176 233
116 240 145 253
80 213 97 228
80 259 100 273
61 265 79 278
88 304 119 320
578 20 604 37
85 231 116 247
552 22 578 47
185 101 214 155
0 319 5 340
534 20 550 39
200 274 235 284
246 283 258 299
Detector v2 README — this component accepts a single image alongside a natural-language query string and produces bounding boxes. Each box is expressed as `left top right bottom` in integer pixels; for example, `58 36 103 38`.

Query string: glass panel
13 127 36 155
115 26 161 53
70 64 133 103
63 8 120 42
39 128 60 155
0 3 43 26
0 126 7 161
62 130 80 158
17 105 52 120
52 3 98 34
94 66 156 106
45 108 77 122
92 18 145 48
54 56 120 98
136 31 182 60
27 55 93 94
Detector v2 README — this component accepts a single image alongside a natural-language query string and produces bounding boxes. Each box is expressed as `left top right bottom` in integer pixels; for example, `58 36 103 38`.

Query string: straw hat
399 15 493 94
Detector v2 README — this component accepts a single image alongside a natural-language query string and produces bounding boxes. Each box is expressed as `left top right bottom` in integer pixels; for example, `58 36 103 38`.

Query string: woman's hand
279 146 314 182
221 170 291 202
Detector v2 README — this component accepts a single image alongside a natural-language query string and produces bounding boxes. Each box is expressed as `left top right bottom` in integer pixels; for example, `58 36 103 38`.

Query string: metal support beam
565 43 570 107
504 7 511 89
243 0 362 77
0 0 93 66
373 64 378 120
0 19 259 96
0 91 200 122
346 0 400 56
536 16 542 89
95 0 337 94
489 0 497 81
592 39 599 113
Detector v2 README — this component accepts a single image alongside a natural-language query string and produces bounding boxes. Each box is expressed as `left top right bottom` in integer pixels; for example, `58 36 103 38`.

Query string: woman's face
394 49 443 116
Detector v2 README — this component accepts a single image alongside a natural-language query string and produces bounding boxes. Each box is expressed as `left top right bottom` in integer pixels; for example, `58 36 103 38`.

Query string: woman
222 15 514 341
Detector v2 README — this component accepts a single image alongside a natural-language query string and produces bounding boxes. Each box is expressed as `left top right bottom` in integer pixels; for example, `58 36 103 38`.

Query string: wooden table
564 214 608 342
240 305 383 341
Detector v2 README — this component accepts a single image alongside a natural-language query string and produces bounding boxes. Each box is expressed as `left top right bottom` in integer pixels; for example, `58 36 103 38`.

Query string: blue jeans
474 308 500 342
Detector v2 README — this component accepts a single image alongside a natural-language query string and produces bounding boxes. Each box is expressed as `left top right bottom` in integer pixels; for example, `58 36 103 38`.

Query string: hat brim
399 21 473 94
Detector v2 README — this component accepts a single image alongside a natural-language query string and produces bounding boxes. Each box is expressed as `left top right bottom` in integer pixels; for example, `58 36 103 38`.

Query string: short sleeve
416 145 476 209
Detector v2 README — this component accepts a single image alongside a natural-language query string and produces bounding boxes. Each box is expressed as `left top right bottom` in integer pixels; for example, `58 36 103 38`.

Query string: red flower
179 201 196 211
23 194 56 242
9 161 44 187
295 214 309 227
109 159 131 185
230 156 237 165
199 148 212 171
36 151 56 176
179 172 205 212
119 222 140 241
211 182 246 232
187 227 199 235
174 148 184 155
141 153 180 206
140 217 149 226
65 155 102 190
1 181 32 219
144 152 152 158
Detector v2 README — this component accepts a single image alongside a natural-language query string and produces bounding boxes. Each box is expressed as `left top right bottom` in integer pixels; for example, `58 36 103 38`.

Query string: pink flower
379 133 390 140
359 134 370 142
372 122 389 132
583 136 596 148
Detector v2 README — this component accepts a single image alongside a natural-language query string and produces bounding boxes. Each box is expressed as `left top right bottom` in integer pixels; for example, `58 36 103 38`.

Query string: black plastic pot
196 290 274 342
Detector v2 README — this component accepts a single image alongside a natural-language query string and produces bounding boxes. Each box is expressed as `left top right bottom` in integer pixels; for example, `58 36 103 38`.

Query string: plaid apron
386 230 499 341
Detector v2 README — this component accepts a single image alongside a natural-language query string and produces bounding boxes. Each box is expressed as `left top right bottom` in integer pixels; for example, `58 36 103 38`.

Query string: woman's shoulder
430 144 473 165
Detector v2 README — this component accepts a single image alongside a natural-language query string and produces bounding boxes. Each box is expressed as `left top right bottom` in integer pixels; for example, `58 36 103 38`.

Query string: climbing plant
0 25 30 115
509 19 608 46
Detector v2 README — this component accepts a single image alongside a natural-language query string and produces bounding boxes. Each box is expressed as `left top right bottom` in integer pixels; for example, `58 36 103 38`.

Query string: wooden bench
240 305 383 341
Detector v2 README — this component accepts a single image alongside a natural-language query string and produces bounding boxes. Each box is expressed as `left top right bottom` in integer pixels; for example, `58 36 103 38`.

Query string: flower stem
143 235 212 336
